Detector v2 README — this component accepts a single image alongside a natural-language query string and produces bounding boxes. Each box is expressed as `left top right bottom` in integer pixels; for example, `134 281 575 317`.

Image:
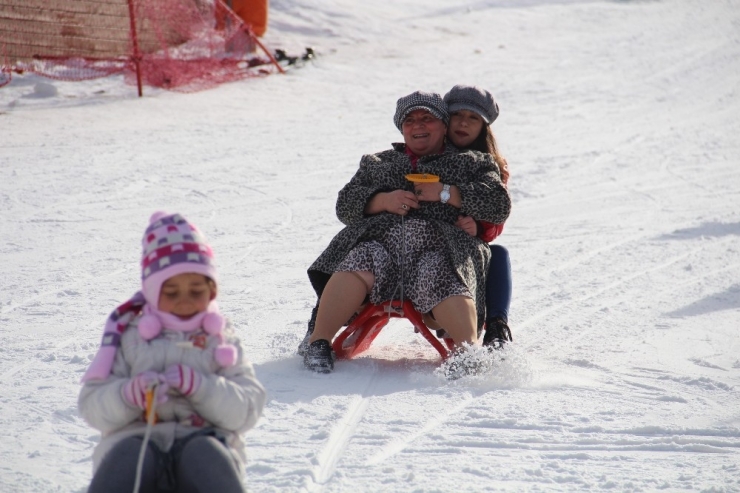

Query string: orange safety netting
0 0 282 93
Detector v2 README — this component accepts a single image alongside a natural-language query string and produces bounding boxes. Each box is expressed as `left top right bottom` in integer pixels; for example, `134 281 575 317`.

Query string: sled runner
331 300 454 361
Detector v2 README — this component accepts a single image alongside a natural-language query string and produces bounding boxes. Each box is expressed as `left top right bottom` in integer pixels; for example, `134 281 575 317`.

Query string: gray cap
393 91 449 132
443 85 499 124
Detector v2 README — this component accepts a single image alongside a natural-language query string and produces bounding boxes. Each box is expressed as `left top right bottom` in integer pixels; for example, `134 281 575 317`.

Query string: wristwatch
440 184 451 204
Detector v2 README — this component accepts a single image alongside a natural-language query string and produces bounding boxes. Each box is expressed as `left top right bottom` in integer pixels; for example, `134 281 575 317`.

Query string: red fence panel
0 0 281 93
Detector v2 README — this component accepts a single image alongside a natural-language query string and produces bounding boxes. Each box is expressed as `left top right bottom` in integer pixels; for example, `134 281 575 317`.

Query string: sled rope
133 384 159 493
394 173 439 314
387 213 406 322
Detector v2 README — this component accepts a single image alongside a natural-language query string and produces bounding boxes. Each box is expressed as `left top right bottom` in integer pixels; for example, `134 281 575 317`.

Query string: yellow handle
145 388 157 424
405 173 440 183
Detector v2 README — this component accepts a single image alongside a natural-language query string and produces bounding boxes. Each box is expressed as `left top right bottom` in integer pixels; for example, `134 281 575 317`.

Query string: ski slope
1 0 739 491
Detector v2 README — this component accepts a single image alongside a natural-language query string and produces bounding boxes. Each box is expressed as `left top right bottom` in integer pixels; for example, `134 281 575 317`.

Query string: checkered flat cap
393 91 449 132
443 85 499 124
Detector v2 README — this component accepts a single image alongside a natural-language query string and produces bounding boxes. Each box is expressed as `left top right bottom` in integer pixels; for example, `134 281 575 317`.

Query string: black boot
304 339 334 373
483 317 512 350
298 303 319 356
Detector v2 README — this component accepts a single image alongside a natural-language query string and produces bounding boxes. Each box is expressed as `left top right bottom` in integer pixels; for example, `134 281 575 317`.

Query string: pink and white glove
122 371 168 410
162 364 202 397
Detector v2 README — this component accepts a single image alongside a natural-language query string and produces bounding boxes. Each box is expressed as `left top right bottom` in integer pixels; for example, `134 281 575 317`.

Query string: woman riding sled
303 91 511 374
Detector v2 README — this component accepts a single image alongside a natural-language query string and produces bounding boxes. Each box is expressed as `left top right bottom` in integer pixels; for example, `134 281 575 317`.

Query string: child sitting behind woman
78 211 266 493
444 84 513 349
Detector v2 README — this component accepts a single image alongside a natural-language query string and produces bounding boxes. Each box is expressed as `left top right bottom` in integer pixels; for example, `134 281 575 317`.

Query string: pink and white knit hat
81 212 236 383
141 211 218 307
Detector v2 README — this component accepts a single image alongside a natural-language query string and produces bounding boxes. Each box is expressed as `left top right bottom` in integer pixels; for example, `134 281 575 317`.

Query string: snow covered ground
2 0 739 491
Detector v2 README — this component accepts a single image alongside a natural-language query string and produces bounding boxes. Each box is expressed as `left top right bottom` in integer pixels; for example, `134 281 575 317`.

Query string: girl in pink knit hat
78 211 266 493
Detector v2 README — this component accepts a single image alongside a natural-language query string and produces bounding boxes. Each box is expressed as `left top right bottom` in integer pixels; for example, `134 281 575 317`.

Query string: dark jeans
88 430 246 493
485 244 512 323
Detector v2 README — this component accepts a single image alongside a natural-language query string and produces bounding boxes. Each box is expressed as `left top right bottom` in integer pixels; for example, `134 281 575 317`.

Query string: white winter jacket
78 316 266 473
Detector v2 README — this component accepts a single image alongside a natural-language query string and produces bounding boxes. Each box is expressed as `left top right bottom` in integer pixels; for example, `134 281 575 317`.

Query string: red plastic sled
331 300 455 361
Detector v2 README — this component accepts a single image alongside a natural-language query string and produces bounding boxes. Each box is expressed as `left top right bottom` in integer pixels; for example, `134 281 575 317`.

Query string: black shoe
444 358 481 380
304 339 334 373
298 331 311 357
298 304 319 356
483 317 512 350
442 347 490 380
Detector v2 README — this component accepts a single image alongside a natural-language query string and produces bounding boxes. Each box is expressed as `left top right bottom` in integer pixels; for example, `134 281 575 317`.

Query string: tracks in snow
365 396 475 467
309 395 371 489
305 366 475 487
306 371 378 490
521 242 704 350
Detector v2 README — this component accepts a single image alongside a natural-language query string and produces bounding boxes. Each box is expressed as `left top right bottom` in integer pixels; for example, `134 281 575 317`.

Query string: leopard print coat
308 142 511 330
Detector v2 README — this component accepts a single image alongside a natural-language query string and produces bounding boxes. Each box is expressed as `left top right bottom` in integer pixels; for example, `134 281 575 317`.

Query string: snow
1 0 739 491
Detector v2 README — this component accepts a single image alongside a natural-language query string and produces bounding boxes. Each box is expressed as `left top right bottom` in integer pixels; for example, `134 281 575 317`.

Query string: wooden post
126 0 144 97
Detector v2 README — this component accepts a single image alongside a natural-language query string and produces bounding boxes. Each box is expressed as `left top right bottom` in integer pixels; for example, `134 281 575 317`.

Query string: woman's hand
365 190 419 216
413 182 443 202
455 215 478 237
414 183 462 207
